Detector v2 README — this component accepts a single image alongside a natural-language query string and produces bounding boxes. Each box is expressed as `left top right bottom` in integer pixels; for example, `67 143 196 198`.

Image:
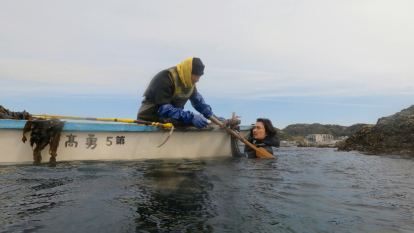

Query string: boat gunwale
0 119 253 132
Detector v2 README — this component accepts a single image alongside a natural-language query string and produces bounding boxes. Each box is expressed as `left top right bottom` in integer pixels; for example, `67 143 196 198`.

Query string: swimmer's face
253 122 267 140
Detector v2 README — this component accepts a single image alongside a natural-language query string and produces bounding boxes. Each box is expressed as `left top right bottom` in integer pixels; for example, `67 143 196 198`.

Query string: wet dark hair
256 118 276 137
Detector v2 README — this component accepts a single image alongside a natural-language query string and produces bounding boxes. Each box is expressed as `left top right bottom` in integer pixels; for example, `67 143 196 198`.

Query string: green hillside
275 128 295 141
281 123 368 138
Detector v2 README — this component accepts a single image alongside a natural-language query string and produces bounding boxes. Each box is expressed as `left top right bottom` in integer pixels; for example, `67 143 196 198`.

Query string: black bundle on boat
0 105 32 120
22 119 65 163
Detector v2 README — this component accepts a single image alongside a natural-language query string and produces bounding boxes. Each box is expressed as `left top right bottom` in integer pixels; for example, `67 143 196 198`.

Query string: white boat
0 119 252 163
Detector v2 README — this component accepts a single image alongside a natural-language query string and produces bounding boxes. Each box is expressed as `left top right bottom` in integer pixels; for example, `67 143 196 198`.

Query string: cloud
0 58 147 85
1 0 414 99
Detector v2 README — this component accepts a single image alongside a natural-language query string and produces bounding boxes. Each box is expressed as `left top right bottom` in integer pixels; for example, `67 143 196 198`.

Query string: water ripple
1 149 414 232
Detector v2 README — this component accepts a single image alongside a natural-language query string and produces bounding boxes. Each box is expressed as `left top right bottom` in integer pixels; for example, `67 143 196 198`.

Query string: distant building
305 134 334 142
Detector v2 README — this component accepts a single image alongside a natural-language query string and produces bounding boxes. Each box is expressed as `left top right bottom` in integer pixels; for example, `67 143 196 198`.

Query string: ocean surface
1 147 414 233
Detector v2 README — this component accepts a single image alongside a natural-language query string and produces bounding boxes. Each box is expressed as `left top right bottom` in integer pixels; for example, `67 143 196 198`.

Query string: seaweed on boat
48 120 65 163
22 119 65 163
0 105 32 120
22 121 33 143
1 105 64 163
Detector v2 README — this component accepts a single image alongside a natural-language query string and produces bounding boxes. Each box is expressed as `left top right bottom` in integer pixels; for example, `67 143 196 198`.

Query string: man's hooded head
176 57 205 88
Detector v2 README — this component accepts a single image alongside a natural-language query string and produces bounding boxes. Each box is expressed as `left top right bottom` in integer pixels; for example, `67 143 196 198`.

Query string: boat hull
0 120 252 163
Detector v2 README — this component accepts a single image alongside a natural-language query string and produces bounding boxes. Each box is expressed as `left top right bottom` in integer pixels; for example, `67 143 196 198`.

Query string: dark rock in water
337 105 414 155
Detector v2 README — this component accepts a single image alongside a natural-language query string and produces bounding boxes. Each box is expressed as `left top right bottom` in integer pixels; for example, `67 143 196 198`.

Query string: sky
1 0 414 129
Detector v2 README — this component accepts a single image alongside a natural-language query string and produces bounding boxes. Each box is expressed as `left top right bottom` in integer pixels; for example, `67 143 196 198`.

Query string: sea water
1 148 413 232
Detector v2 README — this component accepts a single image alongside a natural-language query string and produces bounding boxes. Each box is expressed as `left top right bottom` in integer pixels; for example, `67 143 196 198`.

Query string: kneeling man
137 57 225 129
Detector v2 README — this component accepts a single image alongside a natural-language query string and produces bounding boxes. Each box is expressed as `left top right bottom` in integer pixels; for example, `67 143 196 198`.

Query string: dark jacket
137 69 197 122
231 135 280 158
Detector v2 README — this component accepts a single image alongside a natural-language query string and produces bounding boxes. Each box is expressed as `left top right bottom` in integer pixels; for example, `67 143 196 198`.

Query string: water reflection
133 159 215 232
1 150 414 232
0 164 74 230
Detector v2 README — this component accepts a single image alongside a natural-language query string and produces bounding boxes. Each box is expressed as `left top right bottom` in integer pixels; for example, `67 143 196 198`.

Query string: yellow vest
168 66 194 108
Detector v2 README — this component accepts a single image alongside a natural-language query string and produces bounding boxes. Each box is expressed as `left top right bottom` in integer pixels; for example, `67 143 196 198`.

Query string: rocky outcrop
337 105 414 155
297 140 334 148
297 140 314 147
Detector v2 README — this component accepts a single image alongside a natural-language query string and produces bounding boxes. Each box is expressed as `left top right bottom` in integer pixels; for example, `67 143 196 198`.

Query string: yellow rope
32 114 173 128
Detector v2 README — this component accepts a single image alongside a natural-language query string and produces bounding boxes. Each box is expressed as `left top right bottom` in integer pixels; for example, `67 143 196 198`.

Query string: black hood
257 136 280 147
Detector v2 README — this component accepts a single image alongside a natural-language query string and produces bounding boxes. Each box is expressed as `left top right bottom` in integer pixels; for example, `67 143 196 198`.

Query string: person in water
137 57 225 129
231 118 280 158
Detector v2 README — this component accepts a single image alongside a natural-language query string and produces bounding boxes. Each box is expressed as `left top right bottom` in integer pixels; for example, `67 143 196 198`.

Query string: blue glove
191 115 209 129
190 93 214 119
214 116 226 121
158 104 194 123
